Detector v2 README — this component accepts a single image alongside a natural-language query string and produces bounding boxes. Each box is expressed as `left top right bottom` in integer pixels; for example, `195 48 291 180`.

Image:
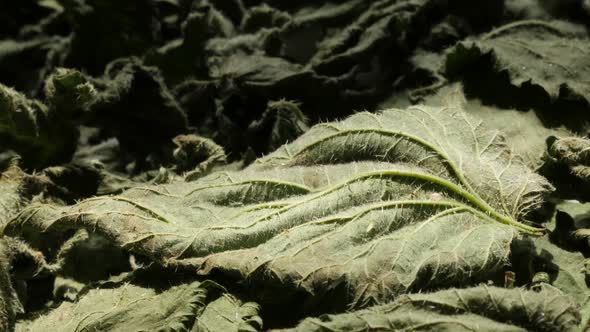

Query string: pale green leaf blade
5 102 553 311
16 281 207 332
275 285 580 332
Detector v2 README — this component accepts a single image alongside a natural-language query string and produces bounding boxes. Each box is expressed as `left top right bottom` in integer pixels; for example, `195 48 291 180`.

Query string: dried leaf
541 136 590 200
193 294 262 332
0 83 78 169
0 161 28 226
275 285 580 332
6 103 552 313
16 281 206 332
0 239 24 332
445 20 590 131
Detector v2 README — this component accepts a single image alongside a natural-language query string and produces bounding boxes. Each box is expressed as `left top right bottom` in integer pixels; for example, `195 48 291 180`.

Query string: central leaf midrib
286 128 541 230
253 169 542 234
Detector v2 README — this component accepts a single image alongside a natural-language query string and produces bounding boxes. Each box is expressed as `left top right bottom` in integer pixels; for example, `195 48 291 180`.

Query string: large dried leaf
16 281 206 332
15 280 263 332
5 103 552 312
444 20 590 133
511 200 590 329
446 20 590 103
275 285 580 332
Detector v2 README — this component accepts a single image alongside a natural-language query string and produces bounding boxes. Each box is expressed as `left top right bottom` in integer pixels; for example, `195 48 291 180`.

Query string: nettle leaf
0 239 23 332
446 20 590 101
422 84 573 169
514 200 590 329
445 20 590 131
16 281 208 332
5 103 552 311
193 295 262 332
0 161 27 227
547 136 590 181
173 134 227 180
530 236 590 327
0 236 55 331
541 136 590 200
459 104 570 170
247 99 309 155
0 83 78 169
275 285 580 332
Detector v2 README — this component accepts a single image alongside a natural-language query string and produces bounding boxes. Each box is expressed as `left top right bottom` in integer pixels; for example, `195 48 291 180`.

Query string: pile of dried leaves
2 0 590 331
